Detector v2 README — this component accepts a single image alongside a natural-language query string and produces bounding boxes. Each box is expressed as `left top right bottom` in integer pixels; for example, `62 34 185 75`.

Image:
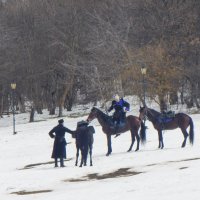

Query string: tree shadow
11 190 52 195
64 168 142 182
19 158 73 170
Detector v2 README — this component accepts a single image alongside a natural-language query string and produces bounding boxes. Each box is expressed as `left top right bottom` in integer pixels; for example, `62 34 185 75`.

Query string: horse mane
93 107 111 122
148 107 161 117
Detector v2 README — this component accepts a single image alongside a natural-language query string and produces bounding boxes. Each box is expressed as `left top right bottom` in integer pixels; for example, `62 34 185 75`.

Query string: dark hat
58 119 64 124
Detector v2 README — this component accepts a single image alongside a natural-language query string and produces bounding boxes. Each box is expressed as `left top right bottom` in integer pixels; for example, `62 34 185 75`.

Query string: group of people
48 94 130 167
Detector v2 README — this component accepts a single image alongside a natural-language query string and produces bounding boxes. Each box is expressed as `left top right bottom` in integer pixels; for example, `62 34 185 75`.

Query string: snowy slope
0 107 200 200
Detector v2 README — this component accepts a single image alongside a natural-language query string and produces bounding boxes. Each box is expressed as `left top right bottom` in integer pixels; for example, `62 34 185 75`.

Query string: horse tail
140 120 146 144
189 117 194 145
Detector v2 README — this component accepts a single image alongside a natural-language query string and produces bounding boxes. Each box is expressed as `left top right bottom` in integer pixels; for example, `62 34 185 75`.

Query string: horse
86 107 146 156
139 106 194 149
74 125 94 167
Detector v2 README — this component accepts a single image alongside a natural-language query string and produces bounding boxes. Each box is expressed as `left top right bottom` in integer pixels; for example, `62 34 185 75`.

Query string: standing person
108 94 130 126
49 119 74 167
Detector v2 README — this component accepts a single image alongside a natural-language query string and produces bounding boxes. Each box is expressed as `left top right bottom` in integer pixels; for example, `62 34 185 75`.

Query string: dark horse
139 106 194 149
73 125 94 167
87 107 146 156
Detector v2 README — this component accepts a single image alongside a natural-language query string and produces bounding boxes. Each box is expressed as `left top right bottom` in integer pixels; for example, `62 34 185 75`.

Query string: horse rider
49 119 74 167
108 94 130 128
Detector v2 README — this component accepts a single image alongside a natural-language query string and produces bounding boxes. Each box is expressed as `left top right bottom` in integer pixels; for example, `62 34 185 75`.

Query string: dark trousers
113 111 126 125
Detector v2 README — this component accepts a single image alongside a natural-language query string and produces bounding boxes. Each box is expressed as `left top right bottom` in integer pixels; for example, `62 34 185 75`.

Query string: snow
0 106 200 200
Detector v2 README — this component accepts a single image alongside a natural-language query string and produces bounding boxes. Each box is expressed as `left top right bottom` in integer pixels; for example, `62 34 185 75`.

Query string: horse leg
106 134 112 156
75 147 79 166
127 129 135 152
89 145 93 166
181 128 188 148
157 131 161 148
84 146 88 166
135 130 140 151
158 130 164 149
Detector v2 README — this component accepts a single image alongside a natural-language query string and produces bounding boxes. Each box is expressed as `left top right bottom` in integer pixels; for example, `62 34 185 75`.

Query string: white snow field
0 106 200 200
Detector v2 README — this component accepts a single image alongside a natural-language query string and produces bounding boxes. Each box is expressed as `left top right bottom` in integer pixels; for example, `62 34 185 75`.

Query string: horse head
87 107 99 123
87 107 110 125
139 106 148 120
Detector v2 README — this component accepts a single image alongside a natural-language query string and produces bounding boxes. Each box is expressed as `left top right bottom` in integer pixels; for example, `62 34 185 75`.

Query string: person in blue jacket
108 94 130 127
49 119 74 167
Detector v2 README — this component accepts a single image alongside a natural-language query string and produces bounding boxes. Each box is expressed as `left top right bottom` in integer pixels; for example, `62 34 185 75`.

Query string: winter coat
49 124 73 159
108 98 130 113
108 98 130 123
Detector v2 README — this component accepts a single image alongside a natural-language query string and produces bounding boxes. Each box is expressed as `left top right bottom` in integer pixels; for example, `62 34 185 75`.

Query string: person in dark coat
108 94 130 126
49 119 74 167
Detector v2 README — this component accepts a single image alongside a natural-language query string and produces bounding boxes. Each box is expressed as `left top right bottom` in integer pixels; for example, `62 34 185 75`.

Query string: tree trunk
58 105 63 117
0 95 3 117
64 88 76 111
159 94 168 112
169 91 178 105
49 92 56 115
29 107 35 122
49 107 56 115
58 81 74 117
36 107 43 114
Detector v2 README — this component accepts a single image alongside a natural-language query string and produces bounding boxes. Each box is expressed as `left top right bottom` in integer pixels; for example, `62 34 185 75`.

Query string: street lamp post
11 82 17 135
141 66 147 106
141 66 147 143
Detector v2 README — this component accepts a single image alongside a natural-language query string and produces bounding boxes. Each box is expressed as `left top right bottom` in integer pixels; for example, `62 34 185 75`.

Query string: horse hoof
114 134 120 138
181 144 186 148
135 148 139 152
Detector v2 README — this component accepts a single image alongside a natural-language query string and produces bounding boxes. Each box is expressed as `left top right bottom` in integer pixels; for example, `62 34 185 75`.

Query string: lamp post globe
141 66 147 106
11 83 16 90
141 66 147 75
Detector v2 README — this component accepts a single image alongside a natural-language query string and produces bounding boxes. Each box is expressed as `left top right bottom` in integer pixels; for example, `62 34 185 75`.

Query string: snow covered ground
0 105 200 200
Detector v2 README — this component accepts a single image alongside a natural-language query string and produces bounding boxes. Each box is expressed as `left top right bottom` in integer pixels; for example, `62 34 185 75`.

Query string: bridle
140 107 156 121
139 107 147 121
87 108 98 123
141 107 161 123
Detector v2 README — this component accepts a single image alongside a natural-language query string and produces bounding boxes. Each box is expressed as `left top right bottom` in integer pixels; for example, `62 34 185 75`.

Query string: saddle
159 110 175 124
109 118 126 131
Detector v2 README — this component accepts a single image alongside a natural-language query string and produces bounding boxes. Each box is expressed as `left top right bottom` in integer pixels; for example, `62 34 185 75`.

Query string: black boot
114 124 121 138
55 158 58 168
60 158 65 167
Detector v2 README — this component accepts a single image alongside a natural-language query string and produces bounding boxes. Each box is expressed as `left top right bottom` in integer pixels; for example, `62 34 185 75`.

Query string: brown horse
139 106 194 149
86 107 146 156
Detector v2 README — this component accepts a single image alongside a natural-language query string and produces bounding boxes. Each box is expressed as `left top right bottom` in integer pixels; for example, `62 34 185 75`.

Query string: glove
124 108 128 112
